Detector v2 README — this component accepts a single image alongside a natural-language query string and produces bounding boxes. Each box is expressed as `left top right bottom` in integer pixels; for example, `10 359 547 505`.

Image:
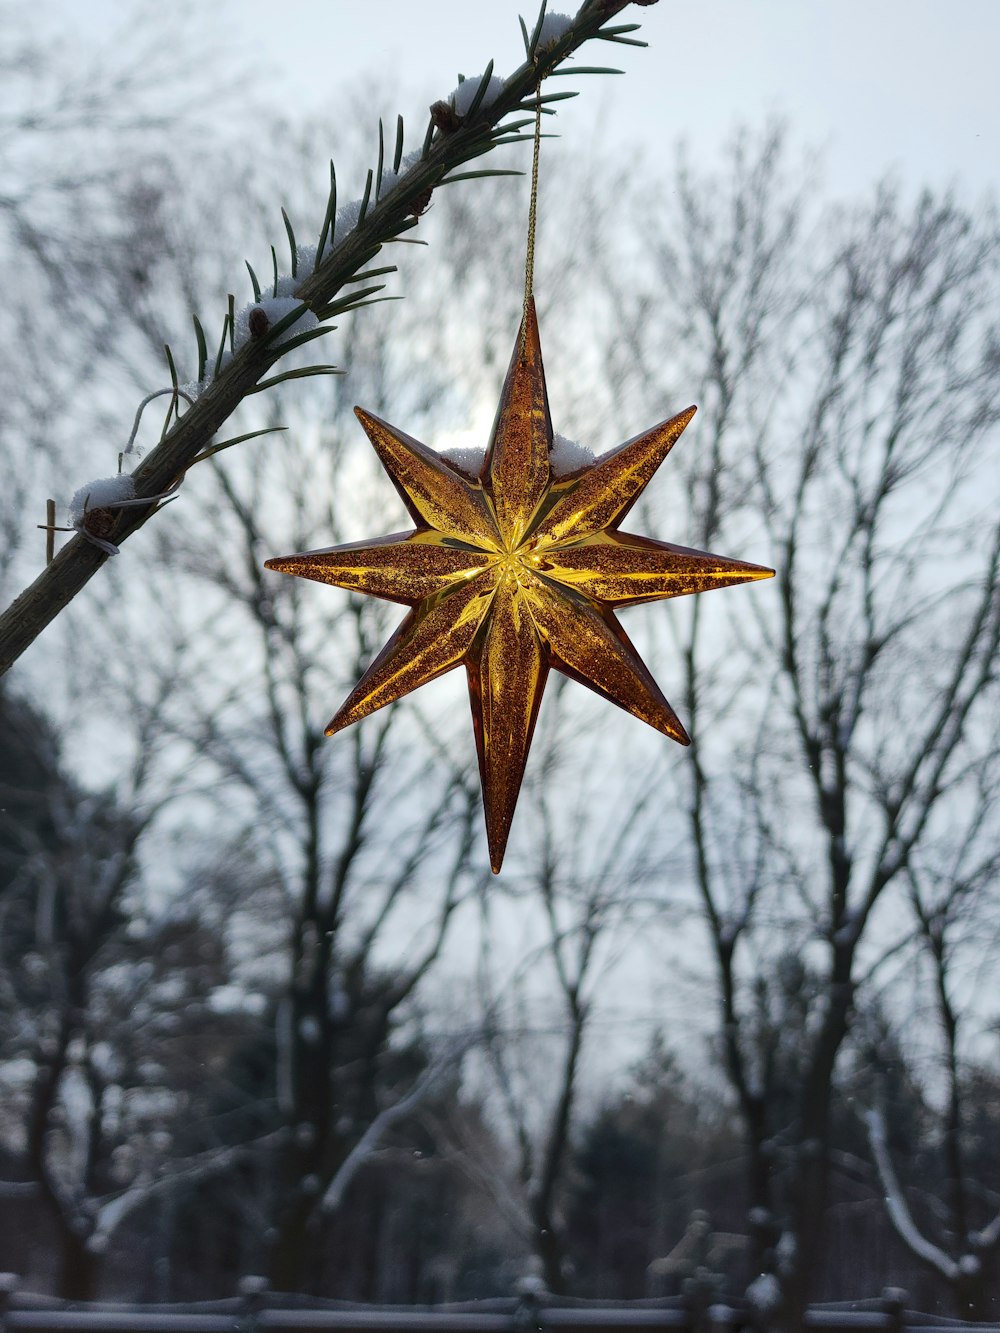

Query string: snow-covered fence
0 1276 993 1333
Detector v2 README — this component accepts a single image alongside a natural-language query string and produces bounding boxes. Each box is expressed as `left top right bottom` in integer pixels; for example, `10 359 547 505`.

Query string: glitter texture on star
266 301 773 871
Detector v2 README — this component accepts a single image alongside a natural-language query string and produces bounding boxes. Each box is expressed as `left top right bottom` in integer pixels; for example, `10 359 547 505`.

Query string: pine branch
0 0 657 676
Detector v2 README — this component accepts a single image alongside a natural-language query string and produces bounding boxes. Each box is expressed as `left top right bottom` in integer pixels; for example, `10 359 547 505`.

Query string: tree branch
0 0 656 676
866 1107 959 1282
319 1034 475 1213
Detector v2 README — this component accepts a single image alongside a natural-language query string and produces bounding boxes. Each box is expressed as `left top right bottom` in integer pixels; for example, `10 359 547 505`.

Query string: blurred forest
1 4 999 1327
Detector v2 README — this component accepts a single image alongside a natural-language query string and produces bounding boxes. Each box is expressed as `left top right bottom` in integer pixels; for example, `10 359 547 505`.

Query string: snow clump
294 243 317 279
537 12 574 47
377 169 400 197
439 433 596 479
440 446 485 477
550 432 594 476
746 1273 782 1314
330 197 363 250
451 71 505 117
69 474 135 525
233 296 317 352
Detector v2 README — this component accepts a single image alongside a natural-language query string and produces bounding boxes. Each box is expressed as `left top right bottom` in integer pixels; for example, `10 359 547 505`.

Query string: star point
265 303 774 872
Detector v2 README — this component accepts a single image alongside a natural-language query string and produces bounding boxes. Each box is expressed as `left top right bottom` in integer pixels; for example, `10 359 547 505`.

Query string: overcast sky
197 0 998 202
48 1 998 204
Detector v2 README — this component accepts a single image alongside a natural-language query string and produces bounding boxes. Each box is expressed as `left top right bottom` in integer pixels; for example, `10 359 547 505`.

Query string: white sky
201 0 997 201
50 2 998 203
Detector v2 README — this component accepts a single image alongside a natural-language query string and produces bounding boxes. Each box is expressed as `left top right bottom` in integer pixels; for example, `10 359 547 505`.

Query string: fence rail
0 1276 997 1333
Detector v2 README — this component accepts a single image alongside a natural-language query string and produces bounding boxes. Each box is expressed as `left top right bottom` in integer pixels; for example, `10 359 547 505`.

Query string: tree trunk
532 1200 567 1296
782 1149 830 1327
783 962 854 1325
267 1193 314 1293
57 1224 100 1302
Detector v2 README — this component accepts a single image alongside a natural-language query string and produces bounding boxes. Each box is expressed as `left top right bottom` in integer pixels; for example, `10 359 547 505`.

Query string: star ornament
265 301 773 873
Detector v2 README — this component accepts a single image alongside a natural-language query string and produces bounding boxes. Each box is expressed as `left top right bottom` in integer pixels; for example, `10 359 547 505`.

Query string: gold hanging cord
520 74 544 354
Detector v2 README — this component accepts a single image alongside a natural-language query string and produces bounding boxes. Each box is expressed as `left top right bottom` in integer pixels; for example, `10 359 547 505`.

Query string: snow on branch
538 14 575 48
865 1107 959 1281
971 1207 1000 1255
320 1033 477 1214
90 1129 287 1253
450 72 505 119
0 0 658 676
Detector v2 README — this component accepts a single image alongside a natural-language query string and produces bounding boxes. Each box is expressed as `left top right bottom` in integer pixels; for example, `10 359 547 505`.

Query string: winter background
1 0 999 1321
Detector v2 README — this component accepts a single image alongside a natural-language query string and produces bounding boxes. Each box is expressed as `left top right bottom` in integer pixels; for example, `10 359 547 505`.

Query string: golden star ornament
265 301 773 873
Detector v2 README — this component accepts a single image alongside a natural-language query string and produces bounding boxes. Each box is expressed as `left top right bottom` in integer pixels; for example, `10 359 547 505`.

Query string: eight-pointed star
265 300 774 872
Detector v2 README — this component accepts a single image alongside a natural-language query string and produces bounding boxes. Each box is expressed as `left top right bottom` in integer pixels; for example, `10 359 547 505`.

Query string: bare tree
0 689 257 1298
867 796 1000 1319
590 126 1000 1322
107 277 488 1287
4 5 999 1303
455 703 675 1294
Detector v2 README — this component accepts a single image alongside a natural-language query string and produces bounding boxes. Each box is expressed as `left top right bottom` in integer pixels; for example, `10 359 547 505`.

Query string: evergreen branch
190 425 288 466
376 120 386 197
463 60 496 120
549 66 624 76
526 3 548 59
192 314 209 381
320 284 387 316
317 295 403 319
438 169 525 185
281 207 298 274
0 0 657 675
522 90 581 104
357 168 374 225
265 301 314 341
263 323 335 355
212 314 231 379
519 15 532 59
250 366 343 393
344 265 397 282
489 134 556 147
316 160 337 261
163 342 179 392
598 35 649 46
